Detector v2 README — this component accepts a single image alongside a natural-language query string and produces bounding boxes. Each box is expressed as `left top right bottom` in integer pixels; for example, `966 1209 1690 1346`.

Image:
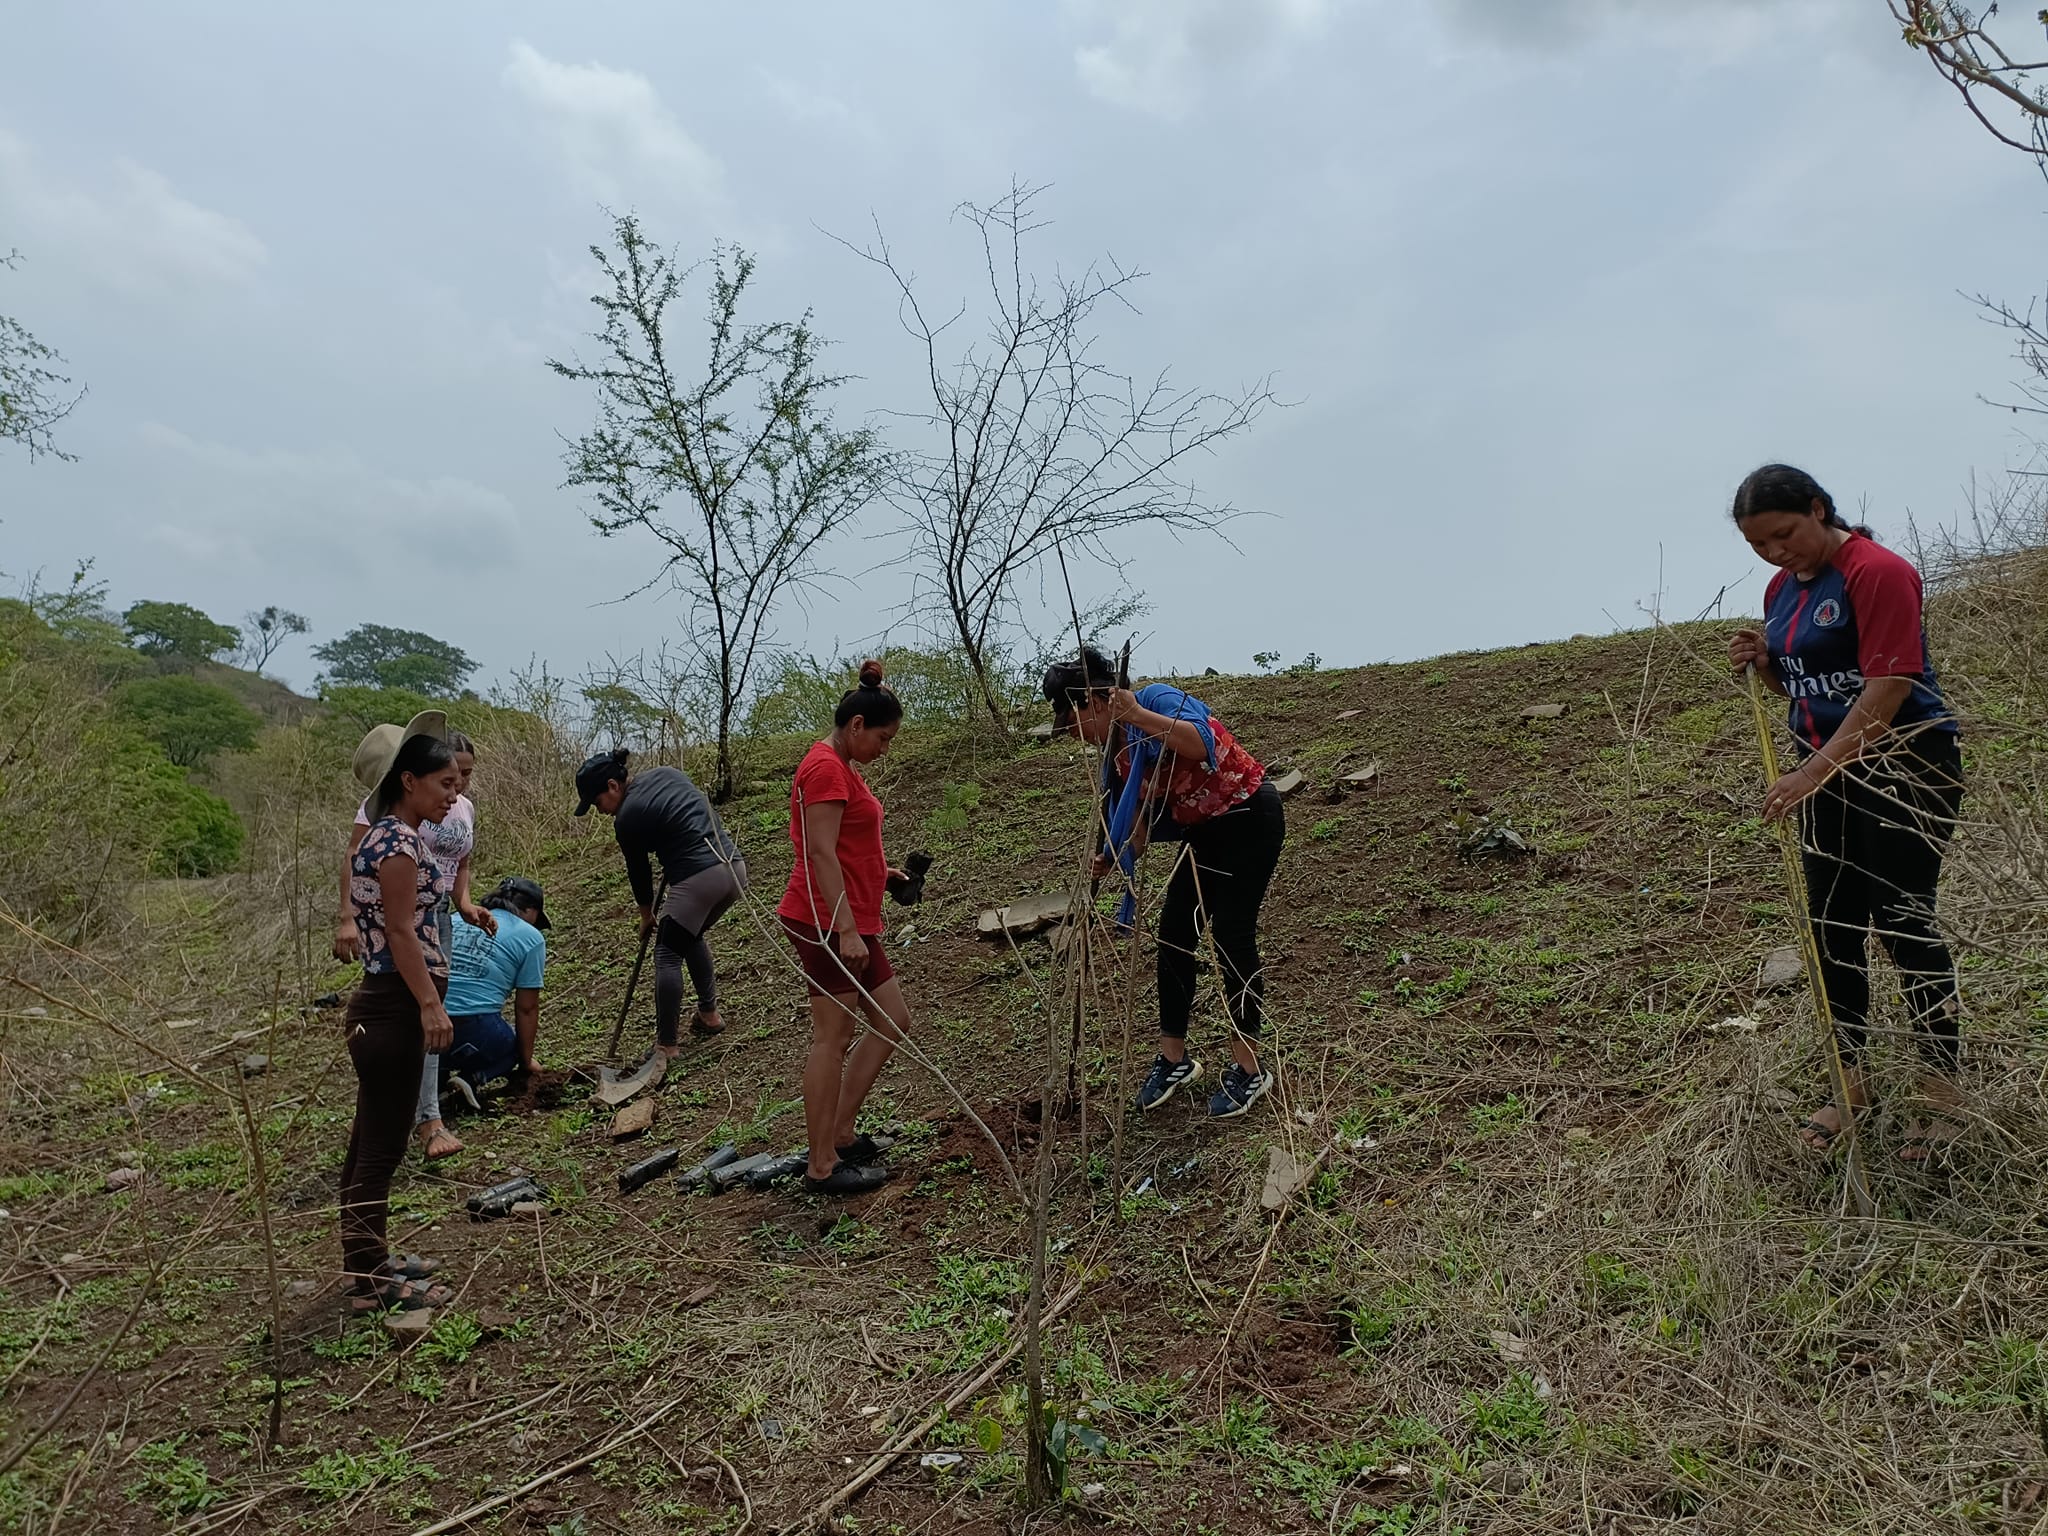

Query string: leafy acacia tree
312 623 475 697
1 251 80 462
122 600 240 664
840 183 1273 729
234 606 310 675
117 676 261 768
550 216 887 800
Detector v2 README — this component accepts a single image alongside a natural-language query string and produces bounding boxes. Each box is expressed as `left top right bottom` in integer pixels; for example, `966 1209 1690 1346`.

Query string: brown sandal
419 1125 464 1160
351 1275 453 1313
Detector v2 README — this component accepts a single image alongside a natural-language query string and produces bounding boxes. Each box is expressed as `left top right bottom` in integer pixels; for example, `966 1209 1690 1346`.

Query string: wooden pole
1745 665 1876 1220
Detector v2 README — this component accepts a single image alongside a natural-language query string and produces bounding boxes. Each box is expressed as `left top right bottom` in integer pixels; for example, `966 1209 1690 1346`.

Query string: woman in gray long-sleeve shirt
574 749 749 1056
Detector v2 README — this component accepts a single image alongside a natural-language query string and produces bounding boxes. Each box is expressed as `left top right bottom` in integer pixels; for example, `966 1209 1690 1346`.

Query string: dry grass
2 521 2046 1535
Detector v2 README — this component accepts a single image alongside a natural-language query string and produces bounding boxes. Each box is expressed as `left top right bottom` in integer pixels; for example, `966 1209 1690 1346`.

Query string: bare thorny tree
552 215 888 800
1 249 81 463
838 183 1275 730
1889 7 2048 441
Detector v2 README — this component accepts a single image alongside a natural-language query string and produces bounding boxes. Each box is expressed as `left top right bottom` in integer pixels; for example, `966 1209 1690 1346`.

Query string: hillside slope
4 621 2045 1536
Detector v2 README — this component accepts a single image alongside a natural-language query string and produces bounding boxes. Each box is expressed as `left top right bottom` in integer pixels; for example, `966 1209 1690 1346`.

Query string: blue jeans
446 1011 520 1090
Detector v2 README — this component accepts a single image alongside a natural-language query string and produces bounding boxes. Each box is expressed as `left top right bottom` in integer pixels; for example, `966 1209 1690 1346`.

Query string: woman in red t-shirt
776 662 913 1196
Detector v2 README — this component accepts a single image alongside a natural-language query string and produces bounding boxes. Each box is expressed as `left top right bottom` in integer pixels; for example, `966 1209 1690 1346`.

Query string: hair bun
857 660 886 690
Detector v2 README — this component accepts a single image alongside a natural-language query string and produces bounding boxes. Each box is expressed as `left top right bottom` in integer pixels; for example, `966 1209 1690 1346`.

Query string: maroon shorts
779 917 895 999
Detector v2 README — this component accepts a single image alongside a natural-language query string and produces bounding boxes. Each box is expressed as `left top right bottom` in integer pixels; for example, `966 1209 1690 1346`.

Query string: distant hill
191 659 318 725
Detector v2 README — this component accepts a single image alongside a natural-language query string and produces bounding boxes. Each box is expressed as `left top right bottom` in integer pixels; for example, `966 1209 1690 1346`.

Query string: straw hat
351 711 449 822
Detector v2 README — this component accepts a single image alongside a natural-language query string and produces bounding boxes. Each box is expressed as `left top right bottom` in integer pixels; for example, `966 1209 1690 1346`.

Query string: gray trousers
655 860 749 1046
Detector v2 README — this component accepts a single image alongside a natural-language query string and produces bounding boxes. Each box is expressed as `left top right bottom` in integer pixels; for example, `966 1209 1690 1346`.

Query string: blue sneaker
1208 1063 1271 1120
1135 1054 1201 1113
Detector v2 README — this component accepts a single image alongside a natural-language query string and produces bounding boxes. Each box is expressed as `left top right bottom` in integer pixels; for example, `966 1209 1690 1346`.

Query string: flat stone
610 1098 656 1140
59 1251 86 1265
1335 709 1365 721
104 1167 144 1192
239 1054 270 1077
162 1017 199 1030
1759 947 1803 991
384 1308 436 1341
1025 722 1055 741
286 1279 320 1297
1564 1127 1594 1144
1521 703 1567 720
1259 1145 1311 1212
509 1200 549 1216
681 1283 718 1309
920 1453 963 1472
476 1307 520 1337
22 1006 47 1018
1340 762 1382 787
595 1053 667 1107
1269 768 1306 799
976 891 1076 941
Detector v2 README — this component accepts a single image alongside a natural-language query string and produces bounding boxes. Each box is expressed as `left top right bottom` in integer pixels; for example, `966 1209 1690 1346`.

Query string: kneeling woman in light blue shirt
441 877 550 1102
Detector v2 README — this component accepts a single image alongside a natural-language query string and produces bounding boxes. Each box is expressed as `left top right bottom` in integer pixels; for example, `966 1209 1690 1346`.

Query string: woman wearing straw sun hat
338 712 463 1311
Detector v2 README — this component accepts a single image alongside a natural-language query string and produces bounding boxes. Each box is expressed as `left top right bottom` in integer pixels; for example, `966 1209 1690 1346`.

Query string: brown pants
339 972 441 1291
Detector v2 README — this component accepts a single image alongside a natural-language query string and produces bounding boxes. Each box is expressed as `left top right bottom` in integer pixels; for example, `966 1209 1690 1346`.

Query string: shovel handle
604 880 667 1060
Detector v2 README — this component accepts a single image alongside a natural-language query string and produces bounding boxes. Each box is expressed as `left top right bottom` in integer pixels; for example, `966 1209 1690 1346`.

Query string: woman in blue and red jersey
1042 647 1284 1122
1726 463 1966 1162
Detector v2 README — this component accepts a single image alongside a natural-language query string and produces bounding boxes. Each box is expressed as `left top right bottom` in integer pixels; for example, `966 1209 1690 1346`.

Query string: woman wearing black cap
575 750 748 1058
442 876 552 1096
1043 649 1285 1121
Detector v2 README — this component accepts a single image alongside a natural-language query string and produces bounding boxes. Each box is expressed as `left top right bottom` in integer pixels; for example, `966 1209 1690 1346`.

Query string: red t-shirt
776 740 887 935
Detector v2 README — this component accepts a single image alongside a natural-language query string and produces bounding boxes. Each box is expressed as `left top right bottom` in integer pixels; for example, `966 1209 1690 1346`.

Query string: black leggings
1156 782 1285 1042
653 861 747 1046
1800 731 1964 1077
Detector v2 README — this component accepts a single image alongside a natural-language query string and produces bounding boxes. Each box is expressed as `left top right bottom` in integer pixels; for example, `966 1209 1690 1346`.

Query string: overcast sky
3 1 2043 697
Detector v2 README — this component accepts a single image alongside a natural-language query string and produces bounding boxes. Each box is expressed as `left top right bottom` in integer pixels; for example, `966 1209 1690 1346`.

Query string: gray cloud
1068 0 1341 118
136 422 520 584
501 40 727 219
1437 0 1820 46
0 130 265 294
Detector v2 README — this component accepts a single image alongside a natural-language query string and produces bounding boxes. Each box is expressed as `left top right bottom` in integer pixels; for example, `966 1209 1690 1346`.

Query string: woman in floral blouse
1043 648 1285 1121
341 714 462 1311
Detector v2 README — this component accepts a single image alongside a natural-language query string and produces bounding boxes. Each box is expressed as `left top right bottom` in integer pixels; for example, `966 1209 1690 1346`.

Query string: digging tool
604 877 668 1060
1745 665 1876 1220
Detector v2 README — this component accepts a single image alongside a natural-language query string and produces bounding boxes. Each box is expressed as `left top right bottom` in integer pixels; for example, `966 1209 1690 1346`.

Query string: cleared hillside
4 616 2046 1536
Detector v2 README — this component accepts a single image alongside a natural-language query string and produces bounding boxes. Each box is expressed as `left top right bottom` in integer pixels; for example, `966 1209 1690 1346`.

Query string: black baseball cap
573 749 629 817
497 876 552 930
1042 659 1089 728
